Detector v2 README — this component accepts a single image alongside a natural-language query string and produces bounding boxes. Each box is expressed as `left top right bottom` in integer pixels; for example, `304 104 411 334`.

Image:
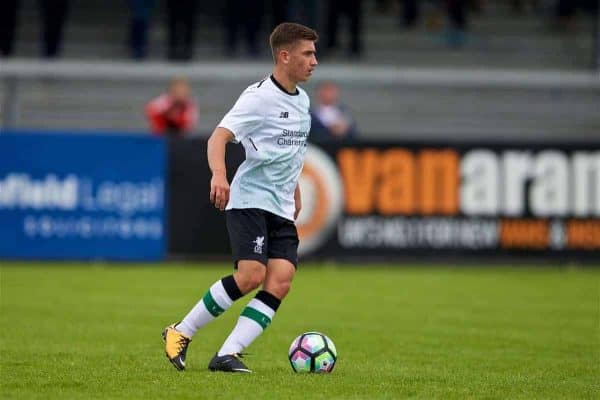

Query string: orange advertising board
296 143 600 258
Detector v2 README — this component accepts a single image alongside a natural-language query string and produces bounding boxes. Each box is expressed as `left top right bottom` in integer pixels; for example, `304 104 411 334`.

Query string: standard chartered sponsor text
338 217 498 249
281 129 309 137
278 129 308 146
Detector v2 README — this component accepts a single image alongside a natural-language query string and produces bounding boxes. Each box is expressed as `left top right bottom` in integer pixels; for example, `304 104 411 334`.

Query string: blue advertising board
0 132 166 261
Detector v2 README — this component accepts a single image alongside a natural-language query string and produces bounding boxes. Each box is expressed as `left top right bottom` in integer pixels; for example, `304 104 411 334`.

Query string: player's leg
165 261 265 371
210 212 298 373
176 261 264 337
218 259 294 355
162 272 243 370
164 209 267 371
210 259 294 373
206 260 268 373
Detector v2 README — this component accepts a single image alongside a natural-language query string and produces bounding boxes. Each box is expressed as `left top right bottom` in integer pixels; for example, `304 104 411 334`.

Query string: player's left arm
294 184 302 221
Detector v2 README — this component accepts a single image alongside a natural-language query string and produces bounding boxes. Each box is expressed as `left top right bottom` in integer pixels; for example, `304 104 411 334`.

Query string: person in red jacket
146 77 198 136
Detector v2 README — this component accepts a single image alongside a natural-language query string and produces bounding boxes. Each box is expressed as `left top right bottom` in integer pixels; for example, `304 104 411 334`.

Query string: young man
163 22 318 373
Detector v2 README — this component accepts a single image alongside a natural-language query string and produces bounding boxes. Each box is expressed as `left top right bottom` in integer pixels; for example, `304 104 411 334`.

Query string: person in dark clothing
128 0 157 60
166 0 198 61
555 0 598 30
325 0 363 57
399 0 468 47
1 0 69 58
401 0 419 29
271 0 289 28
445 0 468 47
224 0 265 57
38 0 69 58
446 0 467 31
0 0 19 56
288 0 320 30
310 81 357 142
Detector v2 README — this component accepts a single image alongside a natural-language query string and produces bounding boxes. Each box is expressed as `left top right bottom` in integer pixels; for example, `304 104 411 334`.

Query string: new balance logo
279 112 289 118
253 236 265 254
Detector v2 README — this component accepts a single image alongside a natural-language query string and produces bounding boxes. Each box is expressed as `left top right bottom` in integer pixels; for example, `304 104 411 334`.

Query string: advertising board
0 132 166 260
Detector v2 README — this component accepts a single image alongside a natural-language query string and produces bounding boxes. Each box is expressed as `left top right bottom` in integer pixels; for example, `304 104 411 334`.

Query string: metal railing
1 59 599 131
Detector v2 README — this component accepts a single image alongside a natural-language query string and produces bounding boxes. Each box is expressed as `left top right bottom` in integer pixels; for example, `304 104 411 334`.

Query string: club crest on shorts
253 236 265 254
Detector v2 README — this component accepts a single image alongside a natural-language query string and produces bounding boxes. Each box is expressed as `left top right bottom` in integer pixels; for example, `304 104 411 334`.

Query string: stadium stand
1 0 598 141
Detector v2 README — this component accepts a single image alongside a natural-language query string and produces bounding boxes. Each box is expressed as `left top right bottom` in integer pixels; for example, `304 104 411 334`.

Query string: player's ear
280 49 290 64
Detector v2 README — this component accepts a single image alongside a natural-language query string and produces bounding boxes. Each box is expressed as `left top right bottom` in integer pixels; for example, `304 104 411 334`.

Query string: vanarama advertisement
297 142 600 259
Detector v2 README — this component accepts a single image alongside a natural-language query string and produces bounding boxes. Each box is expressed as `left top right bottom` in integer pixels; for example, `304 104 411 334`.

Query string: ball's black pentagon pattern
288 332 337 373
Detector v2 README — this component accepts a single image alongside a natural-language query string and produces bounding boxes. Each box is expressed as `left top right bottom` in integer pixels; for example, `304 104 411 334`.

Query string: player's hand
330 120 349 137
210 173 230 211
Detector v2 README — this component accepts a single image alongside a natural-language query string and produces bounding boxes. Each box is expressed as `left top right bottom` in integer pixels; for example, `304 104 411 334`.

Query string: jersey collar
270 75 299 96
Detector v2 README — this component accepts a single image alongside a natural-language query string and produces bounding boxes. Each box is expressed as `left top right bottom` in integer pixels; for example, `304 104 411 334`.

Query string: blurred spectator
398 0 444 31
127 0 157 60
270 1 320 33
166 0 198 60
271 0 290 28
0 0 19 56
224 0 264 57
1 0 69 58
555 0 598 31
402 0 420 29
400 0 469 47
375 0 394 13
446 0 468 47
510 0 539 14
38 0 69 58
310 82 357 142
288 0 320 29
146 78 198 136
325 0 363 58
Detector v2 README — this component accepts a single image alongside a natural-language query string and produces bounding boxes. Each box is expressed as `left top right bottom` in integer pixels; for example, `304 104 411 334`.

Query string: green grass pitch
1 262 598 399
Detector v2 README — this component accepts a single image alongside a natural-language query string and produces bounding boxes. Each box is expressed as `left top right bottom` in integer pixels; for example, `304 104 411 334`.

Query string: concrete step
9 74 599 141
11 40 593 70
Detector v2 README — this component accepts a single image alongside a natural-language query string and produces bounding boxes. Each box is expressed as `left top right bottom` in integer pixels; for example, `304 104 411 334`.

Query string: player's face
289 40 318 82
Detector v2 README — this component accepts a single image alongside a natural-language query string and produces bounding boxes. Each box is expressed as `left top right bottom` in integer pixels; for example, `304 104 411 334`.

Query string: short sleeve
218 89 264 143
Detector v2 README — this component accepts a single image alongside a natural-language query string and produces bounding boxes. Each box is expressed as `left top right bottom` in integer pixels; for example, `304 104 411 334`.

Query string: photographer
146 77 198 136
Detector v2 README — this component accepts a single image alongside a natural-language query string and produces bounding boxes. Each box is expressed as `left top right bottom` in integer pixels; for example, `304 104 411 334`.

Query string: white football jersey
218 75 311 221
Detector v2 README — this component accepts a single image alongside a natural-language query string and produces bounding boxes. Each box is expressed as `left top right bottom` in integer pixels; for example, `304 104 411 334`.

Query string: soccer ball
288 332 337 373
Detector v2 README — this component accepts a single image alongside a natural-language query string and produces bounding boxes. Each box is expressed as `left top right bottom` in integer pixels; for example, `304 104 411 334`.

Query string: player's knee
246 272 265 291
235 261 266 293
267 279 292 299
236 273 264 294
276 280 292 298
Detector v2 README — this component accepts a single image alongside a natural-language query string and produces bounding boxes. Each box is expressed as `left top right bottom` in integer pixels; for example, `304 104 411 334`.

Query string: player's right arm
210 85 263 210
207 127 234 210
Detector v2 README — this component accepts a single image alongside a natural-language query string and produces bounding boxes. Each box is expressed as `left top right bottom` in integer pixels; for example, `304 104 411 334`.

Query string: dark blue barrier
0 132 166 261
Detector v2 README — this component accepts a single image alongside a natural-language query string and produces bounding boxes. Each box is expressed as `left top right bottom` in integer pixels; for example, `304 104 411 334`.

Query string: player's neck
272 69 297 94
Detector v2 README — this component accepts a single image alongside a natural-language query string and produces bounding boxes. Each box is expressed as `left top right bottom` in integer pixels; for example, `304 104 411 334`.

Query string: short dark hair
269 22 318 61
